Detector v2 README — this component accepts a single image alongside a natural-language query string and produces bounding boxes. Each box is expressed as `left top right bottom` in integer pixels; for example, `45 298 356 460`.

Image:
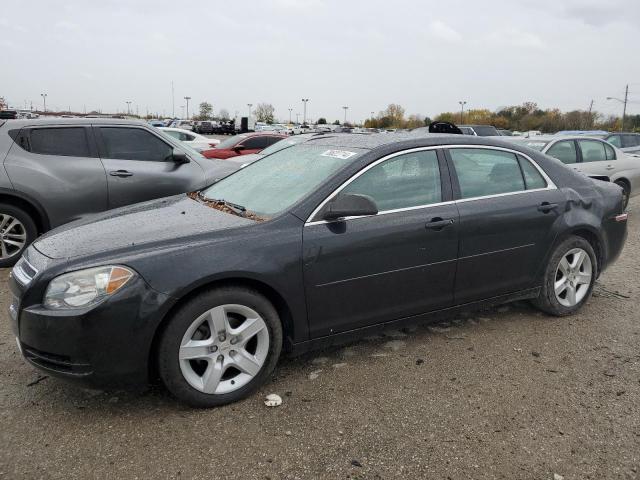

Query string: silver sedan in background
504 135 640 207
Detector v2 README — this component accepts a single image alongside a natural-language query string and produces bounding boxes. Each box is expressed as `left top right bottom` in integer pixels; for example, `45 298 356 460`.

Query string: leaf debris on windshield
188 192 267 222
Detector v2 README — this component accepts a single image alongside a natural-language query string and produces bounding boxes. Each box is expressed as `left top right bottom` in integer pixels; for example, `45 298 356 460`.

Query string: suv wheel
0 204 37 267
533 235 597 316
157 286 283 407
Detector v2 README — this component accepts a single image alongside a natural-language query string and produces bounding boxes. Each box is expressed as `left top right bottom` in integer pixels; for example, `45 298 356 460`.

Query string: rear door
575 139 616 178
303 148 459 337
447 146 566 304
4 125 108 226
95 125 205 208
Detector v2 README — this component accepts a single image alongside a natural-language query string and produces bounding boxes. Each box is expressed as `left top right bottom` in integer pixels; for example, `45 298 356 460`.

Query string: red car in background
201 133 287 159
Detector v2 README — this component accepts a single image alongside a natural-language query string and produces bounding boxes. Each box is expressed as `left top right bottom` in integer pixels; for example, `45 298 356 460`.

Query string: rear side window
578 140 607 163
604 143 616 160
546 140 578 164
29 127 90 157
623 134 640 148
518 156 547 189
450 148 525 199
99 127 173 162
606 135 622 147
342 150 441 211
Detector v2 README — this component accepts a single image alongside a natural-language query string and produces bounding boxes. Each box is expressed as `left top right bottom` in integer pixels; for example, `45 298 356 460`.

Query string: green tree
317 117 327 124
254 103 275 124
333 120 341 125
197 102 213 120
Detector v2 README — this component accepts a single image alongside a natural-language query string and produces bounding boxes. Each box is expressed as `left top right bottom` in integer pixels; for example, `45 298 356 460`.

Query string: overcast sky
1 0 638 122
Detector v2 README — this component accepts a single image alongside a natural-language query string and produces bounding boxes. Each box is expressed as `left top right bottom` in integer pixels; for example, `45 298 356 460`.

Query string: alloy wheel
179 304 270 395
0 214 27 260
554 247 592 307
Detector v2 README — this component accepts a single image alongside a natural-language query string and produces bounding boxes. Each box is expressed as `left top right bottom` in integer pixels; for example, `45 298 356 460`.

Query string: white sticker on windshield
321 149 357 160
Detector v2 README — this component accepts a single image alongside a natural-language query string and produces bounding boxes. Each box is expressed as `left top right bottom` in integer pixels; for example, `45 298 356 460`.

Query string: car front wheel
533 235 597 316
0 204 37 268
157 286 283 407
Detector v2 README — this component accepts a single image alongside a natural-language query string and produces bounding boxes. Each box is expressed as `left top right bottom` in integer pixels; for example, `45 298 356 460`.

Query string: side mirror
322 193 378 221
172 149 190 164
233 145 246 152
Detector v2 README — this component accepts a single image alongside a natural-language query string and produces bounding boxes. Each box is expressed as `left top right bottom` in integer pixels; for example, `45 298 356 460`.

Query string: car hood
33 195 255 259
198 157 240 183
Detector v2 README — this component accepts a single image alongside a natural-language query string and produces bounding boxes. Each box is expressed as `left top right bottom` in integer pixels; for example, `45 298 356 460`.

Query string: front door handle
425 217 454 231
605 165 615 170
538 202 558 213
109 170 133 178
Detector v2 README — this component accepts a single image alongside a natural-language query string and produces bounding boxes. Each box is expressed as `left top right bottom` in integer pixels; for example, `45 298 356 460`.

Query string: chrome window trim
304 144 557 226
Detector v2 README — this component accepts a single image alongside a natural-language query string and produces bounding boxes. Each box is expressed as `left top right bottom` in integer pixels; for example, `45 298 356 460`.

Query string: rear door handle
425 217 454 231
537 202 558 213
605 165 615 170
109 170 133 177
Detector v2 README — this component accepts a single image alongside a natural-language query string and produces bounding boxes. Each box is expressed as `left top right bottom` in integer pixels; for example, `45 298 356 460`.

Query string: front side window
450 148 525 199
29 127 90 157
546 140 578 164
341 150 442 211
578 139 607 163
99 127 173 161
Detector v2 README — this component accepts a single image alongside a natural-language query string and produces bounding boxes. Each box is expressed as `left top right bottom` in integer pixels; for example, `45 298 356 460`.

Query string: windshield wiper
198 193 247 216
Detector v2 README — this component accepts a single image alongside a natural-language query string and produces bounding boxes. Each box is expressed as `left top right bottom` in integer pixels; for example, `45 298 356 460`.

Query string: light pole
184 96 191 119
458 101 467 124
180 105 185 118
126 101 132 115
607 85 629 131
301 98 309 125
247 103 253 118
288 108 293 124
41 93 47 113
342 106 349 125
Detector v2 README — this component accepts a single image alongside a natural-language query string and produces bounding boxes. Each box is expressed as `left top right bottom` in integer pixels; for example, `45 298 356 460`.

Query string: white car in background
505 135 640 207
159 127 220 152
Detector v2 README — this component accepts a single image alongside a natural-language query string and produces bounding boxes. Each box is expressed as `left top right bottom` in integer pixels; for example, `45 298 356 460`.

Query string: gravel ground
0 199 638 480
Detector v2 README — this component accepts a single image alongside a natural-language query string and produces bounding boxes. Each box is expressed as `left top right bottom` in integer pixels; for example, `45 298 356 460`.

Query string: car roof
0 118 148 128
506 135 609 143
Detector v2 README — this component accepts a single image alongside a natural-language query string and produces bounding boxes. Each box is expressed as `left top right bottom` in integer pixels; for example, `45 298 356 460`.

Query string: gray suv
0 118 239 266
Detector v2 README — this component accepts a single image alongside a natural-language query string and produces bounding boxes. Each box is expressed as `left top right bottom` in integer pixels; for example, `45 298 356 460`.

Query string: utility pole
184 96 191 119
607 85 629 132
458 100 467 124
301 99 309 125
342 106 349 125
126 101 132 115
41 93 47 113
171 81 175 118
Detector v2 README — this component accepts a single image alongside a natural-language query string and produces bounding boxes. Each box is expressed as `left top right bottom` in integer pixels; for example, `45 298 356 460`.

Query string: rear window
29 127 91 157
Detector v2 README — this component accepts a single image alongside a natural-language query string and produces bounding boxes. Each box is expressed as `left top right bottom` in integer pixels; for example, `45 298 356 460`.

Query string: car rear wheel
0 204 37 268
533 235 597 316
614 180 630 209
157 286 282 407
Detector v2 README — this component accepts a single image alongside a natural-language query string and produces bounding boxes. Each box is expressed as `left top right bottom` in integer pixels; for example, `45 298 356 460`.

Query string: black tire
532 235 597 316
0 203 37 268
157 286 283 408
614 180 630 209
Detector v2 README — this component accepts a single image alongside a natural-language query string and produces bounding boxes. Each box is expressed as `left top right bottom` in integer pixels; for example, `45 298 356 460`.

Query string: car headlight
44 266 135 310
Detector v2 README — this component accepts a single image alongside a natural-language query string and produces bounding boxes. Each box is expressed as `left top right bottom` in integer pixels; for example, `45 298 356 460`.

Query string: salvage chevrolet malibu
8 134 628 407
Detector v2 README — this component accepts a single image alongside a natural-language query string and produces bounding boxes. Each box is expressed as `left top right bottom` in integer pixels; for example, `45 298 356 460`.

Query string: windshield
472 126 499 136
216 135 246 149
201 144 366 217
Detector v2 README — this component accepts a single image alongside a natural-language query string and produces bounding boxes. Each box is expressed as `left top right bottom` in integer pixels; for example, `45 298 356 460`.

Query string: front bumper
9 272 172 388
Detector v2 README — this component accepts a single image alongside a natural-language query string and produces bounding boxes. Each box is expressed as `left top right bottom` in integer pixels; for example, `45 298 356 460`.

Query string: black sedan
8 134 628 407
